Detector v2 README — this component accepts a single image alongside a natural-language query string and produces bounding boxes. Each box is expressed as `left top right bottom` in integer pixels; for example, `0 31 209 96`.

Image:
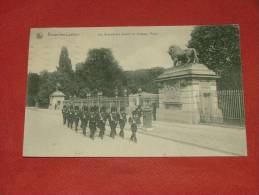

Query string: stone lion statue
168 45 199 66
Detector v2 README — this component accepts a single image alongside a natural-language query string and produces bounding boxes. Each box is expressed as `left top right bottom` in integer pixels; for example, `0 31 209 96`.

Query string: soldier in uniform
108 107 119 138
67 105 74 129
118 107 127 138
135 105 143 128
129 110 138 143
81 106 89 136
62 105 67 125
73 106 80 132
97 107 107 139
89 106 97 140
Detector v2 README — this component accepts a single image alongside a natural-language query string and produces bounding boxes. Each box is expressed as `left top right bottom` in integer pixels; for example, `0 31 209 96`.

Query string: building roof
50 90 65 97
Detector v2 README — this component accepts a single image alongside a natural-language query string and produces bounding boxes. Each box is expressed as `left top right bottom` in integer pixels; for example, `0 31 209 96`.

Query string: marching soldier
108 107 119 138
135 105 143 128
73 106 80 131
89 106 97 140
81 106 89 136
129 110 138 143
62 105 67 125
98 107 107 139
67 105 74 129
118 107 127 138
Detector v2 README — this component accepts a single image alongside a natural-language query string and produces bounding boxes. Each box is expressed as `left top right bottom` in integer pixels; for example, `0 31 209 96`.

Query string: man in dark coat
118 107 127 138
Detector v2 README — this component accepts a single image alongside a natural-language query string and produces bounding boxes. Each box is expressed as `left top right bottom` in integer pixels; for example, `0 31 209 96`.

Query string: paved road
23 108 247 157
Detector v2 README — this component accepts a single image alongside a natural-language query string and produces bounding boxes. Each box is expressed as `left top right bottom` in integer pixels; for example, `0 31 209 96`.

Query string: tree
188 25 242 90
37 70 55 108
57 46 73 74
26 72 40 106
124 67 165 94
76 48 125 96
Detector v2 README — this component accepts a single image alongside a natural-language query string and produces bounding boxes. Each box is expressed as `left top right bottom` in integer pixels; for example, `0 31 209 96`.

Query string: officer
108 107 119 138
73 106 80 132
129 110 138 143
98 107 107 139
118 107 127 138
68 105 74 129
62 105 67 125
89 106 97 140
81 106 89 136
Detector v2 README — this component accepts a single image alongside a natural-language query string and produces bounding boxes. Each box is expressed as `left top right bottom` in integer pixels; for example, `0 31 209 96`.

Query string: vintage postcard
23 25 247 157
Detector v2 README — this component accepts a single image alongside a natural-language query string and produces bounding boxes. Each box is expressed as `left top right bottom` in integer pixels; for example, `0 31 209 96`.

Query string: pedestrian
89 107 97 140
129 110 138 143
98 107 107 139
119 107 127 138
61 105 67 125
73 106 80 132
108 107 119 138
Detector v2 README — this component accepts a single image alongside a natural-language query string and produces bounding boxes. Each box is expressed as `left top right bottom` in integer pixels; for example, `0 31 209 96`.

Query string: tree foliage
124 67 165 94
26 47 164 107
188 25 242 89
75 48 125 97
26 73 40 106
57 46 73 74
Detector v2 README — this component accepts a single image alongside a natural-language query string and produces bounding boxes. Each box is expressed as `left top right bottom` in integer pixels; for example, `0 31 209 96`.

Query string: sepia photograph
23 25 247 157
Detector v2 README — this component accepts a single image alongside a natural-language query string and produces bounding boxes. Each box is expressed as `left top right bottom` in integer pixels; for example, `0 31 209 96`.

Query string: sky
28 26 194 73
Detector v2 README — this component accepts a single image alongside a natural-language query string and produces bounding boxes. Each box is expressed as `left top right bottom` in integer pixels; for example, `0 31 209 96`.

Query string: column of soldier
61 105 143 143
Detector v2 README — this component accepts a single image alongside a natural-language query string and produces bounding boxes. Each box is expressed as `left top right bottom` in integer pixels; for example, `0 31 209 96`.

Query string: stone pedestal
155 63 223 124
